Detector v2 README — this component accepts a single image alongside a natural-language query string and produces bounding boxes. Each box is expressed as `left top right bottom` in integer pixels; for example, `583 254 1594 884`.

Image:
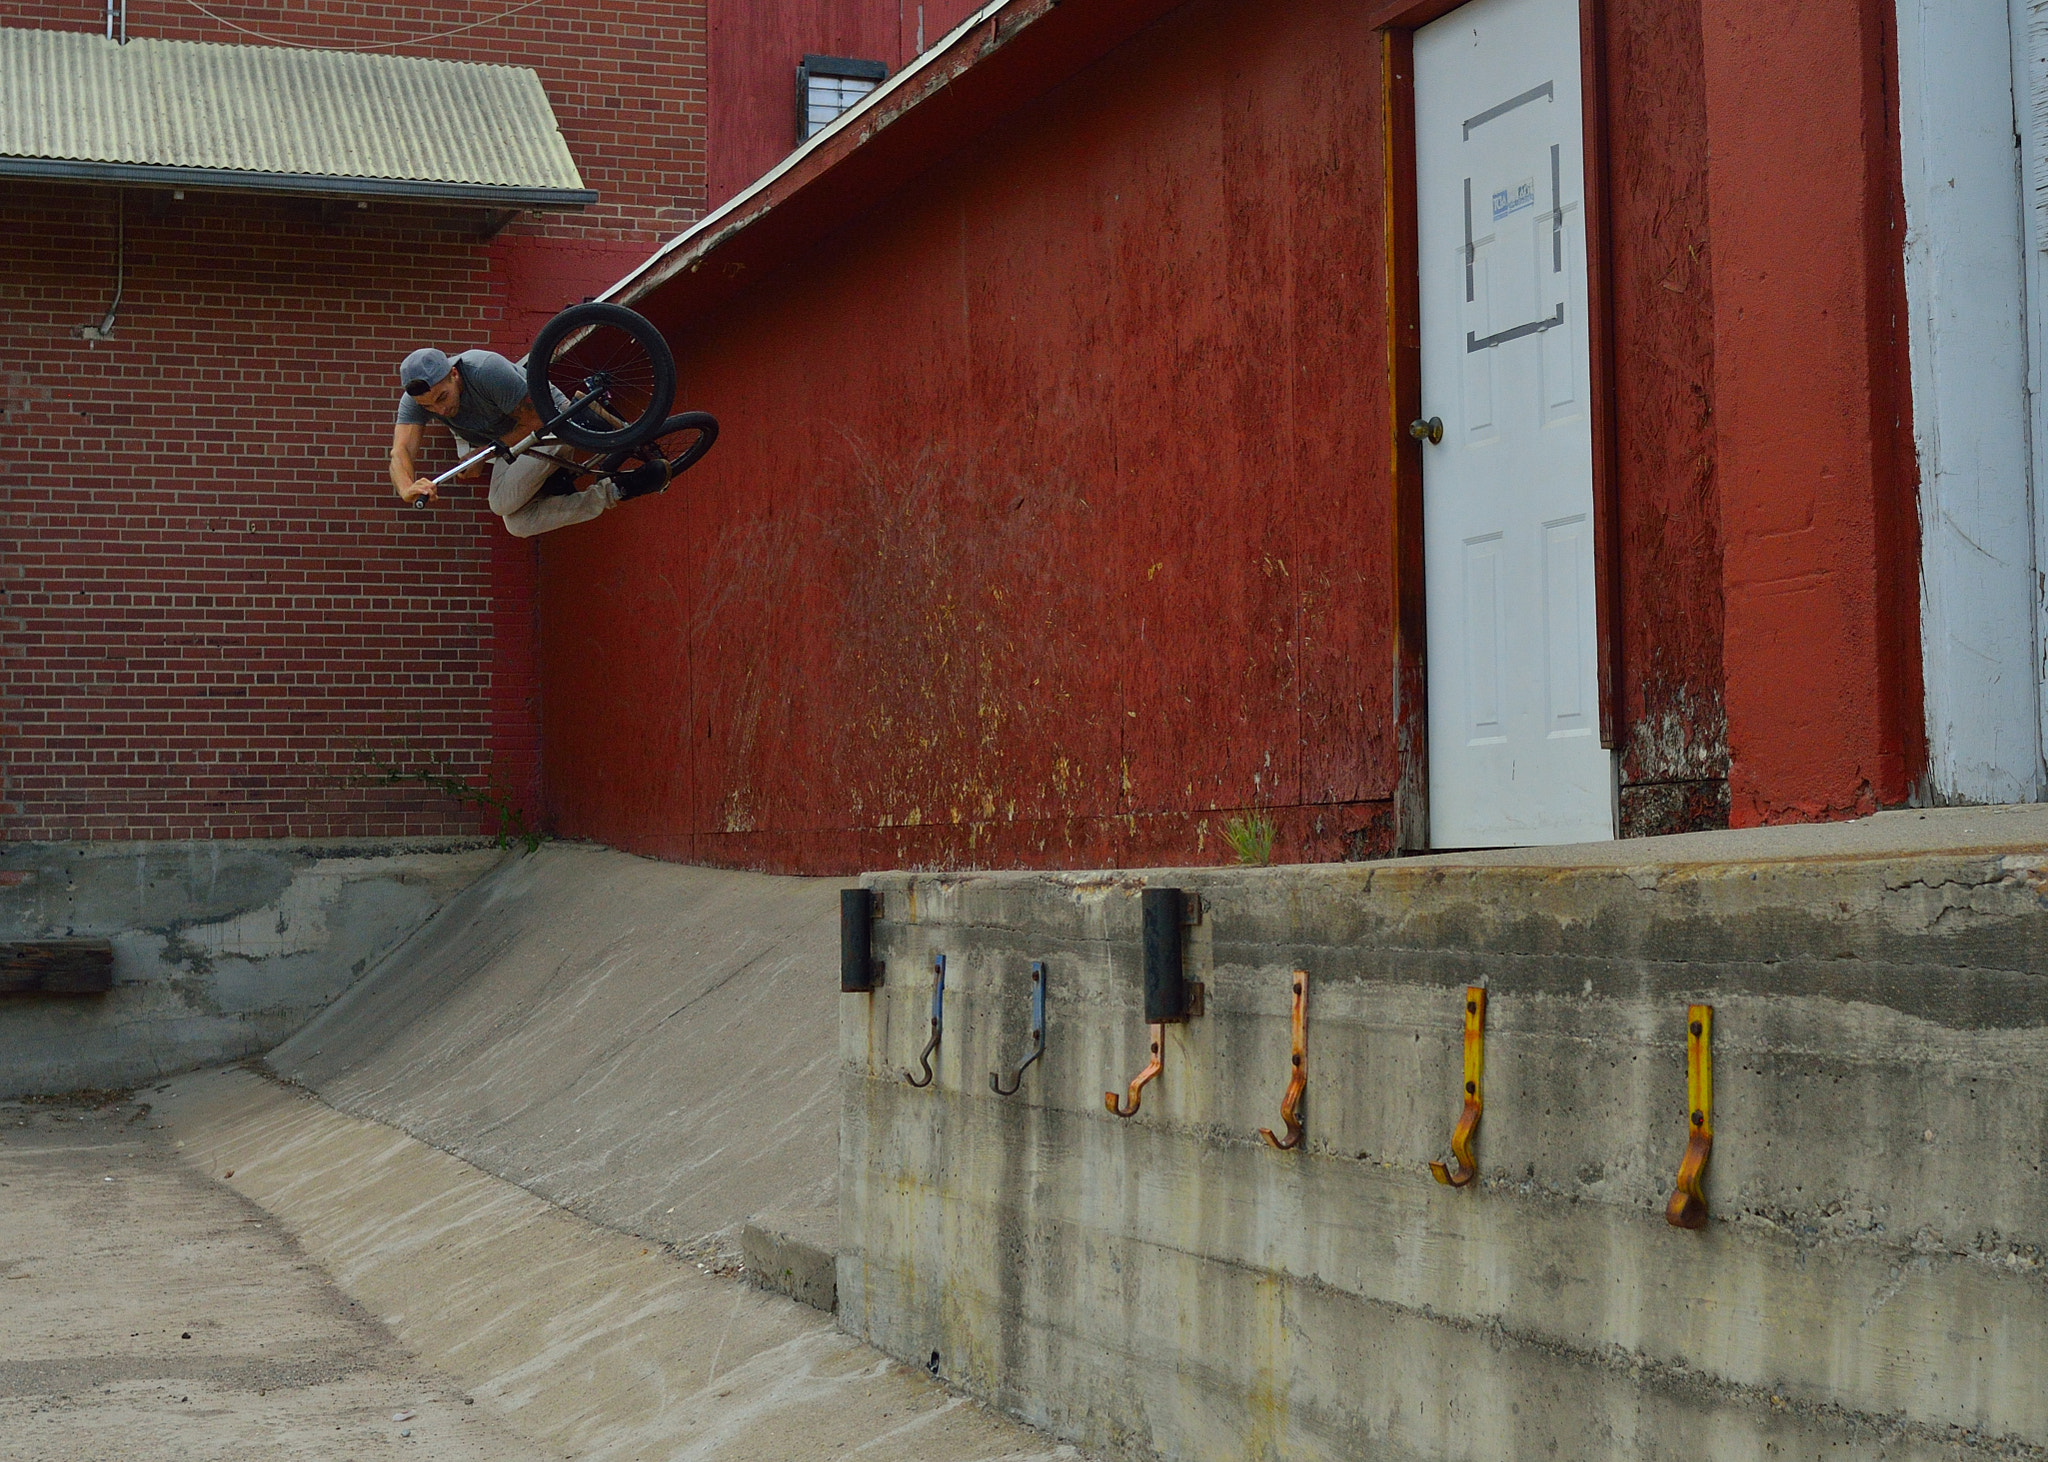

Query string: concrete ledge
740 1207 838 1312
841 816 2048 1461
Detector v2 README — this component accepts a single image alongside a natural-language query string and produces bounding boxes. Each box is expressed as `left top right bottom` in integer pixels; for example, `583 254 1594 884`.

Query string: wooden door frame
1372 0 1623 853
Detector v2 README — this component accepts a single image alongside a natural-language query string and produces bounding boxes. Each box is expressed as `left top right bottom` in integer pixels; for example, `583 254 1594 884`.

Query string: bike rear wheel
597 411 719 479
526 302 676 452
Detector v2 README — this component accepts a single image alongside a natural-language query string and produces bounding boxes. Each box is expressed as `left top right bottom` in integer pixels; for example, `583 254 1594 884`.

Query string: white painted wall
1896 0 2046 803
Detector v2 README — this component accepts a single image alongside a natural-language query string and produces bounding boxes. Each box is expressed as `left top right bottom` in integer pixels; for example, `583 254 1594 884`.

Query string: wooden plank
0 941 115 995
1383 28 1431 853
1580 0 1624 751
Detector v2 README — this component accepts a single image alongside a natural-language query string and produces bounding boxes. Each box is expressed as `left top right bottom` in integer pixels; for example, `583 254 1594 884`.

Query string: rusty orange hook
1259 970 1308 1150
1105 1023 1164 1118
1430 986 1487 1187
1667 1003 1714 1229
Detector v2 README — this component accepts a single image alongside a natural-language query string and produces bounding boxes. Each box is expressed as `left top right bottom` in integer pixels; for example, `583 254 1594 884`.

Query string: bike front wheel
526 302 676 452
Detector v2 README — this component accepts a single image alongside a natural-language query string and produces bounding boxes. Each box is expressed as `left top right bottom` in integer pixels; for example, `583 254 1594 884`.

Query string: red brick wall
1 2 705 842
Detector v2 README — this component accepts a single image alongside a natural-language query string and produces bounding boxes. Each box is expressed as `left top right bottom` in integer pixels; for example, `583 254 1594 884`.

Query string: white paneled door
1416 0 1616 846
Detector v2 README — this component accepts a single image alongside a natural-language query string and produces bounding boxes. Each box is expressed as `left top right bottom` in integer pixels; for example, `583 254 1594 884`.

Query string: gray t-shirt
395 350 533 447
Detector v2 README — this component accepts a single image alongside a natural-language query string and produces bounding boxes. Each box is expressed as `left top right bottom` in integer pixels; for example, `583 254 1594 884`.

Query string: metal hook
990 961 1047 1096
1259 970 1308 1150
904 954 945 1088
1105 1023 1164 1118
1430 986 1487 1187
1666 1003 1714 1229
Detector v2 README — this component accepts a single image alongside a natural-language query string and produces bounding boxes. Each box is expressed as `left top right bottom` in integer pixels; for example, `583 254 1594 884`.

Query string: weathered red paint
1699 0 1922 825
1605 0 1726 834
539 0 1925 873
549 0 1394 873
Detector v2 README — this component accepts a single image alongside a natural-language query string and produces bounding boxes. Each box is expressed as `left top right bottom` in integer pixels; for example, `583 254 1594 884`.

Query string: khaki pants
485 445 616 539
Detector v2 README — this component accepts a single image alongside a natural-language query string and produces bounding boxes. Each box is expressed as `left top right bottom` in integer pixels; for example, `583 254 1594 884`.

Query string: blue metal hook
990 961 1048 1096
904 954 945 1088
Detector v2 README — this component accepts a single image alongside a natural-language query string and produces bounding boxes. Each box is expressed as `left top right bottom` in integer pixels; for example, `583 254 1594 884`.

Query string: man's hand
398 476 438 507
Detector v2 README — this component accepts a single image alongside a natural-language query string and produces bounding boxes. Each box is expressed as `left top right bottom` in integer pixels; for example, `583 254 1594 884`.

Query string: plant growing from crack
354 754 543 853
1223 811 1276 867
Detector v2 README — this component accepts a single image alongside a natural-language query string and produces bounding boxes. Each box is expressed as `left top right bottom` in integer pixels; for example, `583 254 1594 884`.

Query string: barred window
797 55 888 141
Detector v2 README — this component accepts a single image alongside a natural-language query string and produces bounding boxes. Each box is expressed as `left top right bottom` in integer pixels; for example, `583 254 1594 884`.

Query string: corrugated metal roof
0 27 595 206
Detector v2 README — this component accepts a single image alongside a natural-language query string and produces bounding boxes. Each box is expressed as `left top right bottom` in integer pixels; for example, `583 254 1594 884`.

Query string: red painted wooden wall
538 0 1924 873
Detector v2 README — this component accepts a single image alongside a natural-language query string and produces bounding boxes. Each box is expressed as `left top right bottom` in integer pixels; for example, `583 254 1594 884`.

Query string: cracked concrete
142 1066 1085 1461
0 838 507 1097
0 1091 548 1461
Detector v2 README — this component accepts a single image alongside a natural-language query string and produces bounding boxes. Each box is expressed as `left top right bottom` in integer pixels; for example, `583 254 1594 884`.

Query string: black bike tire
599 411 720 477
526 302 676 452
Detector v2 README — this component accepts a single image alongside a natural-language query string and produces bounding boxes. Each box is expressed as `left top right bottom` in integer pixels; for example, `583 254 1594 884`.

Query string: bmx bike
415 301 718 507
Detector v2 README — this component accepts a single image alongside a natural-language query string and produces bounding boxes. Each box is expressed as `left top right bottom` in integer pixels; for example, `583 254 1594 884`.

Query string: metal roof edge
0 157 597 208
597 0 1184 316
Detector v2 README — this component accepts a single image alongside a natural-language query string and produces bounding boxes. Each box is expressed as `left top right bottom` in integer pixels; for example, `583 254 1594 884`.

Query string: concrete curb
740 1209 837 1312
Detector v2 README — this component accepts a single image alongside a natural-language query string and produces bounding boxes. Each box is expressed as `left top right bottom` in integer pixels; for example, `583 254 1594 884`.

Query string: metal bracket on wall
1105 1024 1164 1118
1666 1003 1714 1228
904 954 945 1088
840 888 884 992
990 961 1048 1096
1430 986 1487 1187
1258 970 1309 1151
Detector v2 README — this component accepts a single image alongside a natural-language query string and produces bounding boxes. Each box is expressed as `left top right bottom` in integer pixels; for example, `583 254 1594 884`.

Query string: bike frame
415 386 611 507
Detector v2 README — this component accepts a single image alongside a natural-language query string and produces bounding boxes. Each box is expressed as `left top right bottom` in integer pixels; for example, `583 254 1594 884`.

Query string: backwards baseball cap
399 347 454 396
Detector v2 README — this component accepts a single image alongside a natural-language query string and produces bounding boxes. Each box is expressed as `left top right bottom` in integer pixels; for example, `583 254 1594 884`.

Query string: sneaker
611 460 671 500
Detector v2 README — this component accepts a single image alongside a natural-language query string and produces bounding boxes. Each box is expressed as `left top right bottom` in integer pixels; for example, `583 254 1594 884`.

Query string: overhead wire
171 0 551 53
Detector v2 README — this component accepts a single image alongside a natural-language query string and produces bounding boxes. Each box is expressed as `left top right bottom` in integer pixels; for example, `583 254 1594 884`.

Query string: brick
4 0 707 842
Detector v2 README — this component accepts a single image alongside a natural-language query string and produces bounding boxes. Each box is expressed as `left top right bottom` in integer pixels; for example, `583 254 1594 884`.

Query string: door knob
1409 416 1443 445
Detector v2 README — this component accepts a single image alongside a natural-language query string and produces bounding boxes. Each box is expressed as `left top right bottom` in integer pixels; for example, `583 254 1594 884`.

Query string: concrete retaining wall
840 836 2048 1460
0 837 506 1098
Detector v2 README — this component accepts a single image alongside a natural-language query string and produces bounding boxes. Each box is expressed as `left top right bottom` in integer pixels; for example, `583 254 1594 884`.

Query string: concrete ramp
20 844 1086 1461
268 843 840 1249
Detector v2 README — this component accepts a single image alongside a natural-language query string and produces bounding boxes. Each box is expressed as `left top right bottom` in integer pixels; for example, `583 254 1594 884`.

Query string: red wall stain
1700 0 1921 825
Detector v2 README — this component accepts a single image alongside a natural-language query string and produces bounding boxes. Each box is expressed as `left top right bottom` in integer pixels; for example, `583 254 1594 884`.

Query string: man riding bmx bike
388 346 670 538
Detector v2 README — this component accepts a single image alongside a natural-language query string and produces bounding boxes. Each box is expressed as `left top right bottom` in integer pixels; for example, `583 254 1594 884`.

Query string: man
389 346 665 537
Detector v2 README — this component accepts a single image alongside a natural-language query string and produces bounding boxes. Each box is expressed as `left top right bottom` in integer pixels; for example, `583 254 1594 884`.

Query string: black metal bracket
1142 887 1203 1023
841 888 884 992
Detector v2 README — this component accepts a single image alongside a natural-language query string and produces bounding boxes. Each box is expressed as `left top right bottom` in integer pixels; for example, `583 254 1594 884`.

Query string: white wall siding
1896 0 2046 803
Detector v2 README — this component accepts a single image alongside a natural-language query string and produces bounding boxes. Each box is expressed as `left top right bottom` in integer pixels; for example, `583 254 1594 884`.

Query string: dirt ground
0 1092 549 1461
